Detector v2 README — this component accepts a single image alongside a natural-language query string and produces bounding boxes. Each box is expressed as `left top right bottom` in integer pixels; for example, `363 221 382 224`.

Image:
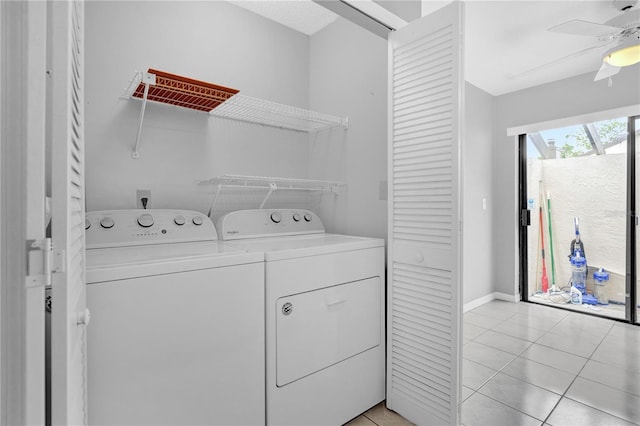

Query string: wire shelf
209 95 349 133
123 70 349 135
200 174 346 191
123 69 239 112
200 175 346 215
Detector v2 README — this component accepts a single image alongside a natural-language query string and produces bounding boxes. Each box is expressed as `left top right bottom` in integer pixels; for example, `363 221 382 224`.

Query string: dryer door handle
326 298 346 307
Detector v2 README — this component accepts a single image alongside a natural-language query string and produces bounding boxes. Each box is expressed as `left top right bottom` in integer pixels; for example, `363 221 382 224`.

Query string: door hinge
26 238 65 288
26 238 52 288
520 209 531 227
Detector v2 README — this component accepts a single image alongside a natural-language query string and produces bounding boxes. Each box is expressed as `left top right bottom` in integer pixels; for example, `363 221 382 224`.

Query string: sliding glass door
634 117 639 324
520 115 637 323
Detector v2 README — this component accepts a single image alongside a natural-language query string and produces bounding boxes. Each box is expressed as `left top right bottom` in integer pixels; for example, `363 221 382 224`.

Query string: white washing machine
216 209 385 426
85 209 265 425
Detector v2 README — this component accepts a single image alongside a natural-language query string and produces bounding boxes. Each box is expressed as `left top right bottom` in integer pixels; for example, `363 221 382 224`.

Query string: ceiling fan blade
548 20 621 37
508 43 609 80
594 62 621 81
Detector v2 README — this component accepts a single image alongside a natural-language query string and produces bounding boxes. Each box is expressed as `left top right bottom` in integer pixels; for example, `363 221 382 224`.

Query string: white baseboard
464 292 520 312
463 293 496 312
494 292 520 303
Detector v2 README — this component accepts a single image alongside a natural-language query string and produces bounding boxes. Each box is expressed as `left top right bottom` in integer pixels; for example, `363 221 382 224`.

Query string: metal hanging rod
200 174 346 190
200 175 347 216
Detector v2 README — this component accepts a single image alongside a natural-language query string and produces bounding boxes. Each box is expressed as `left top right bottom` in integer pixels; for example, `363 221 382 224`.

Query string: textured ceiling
228 0 638 95
228 0 338 35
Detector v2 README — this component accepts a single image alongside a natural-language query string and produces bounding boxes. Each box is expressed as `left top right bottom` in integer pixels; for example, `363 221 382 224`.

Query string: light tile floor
346 300 640 426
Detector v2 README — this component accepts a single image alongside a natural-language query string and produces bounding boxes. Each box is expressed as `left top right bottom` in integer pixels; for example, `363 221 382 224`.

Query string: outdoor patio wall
527 154 627 303
493 66 640 298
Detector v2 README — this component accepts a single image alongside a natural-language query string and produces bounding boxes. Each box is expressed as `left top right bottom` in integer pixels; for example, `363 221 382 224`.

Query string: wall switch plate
136 190 151 209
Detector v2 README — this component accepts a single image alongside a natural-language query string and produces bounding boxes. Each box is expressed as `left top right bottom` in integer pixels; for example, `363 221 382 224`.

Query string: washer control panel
216 209 324 240
86 209 217 248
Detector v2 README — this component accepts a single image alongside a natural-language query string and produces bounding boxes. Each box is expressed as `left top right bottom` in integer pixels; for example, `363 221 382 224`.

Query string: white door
1 1 47 423
49 1 88 424
387 2 464 425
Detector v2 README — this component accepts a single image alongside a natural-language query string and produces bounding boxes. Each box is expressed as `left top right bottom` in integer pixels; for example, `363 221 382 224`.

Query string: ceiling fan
547 0 640 81
509 1 640 83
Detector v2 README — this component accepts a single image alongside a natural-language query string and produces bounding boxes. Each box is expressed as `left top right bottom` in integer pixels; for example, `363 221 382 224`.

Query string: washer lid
224 233 384 261
86 241 262 283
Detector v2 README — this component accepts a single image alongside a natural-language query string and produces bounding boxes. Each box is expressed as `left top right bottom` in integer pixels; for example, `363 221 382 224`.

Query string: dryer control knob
85 218 91 230
137 213 154 228
192 216 204 226
100 217 115 229
174 215 186 226
292 213 301 222
303 213 312 222
270 212 282 223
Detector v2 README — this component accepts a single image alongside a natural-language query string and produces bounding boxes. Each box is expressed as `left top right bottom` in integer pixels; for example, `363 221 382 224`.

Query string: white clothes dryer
85 209 265 426
216 209 385 426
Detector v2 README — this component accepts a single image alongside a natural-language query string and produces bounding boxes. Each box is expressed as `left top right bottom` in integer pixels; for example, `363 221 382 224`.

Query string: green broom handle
547 193 556 287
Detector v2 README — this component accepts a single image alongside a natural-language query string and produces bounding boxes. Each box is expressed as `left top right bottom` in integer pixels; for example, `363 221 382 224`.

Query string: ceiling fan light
603 42 640 67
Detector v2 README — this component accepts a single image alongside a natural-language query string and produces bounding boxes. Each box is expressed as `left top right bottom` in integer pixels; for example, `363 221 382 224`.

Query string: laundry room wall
493 66 640 299
308 18 388 240
84 1 313 214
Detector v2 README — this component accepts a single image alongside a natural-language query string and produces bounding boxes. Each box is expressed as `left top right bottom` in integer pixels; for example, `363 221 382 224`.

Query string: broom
539 205 549 293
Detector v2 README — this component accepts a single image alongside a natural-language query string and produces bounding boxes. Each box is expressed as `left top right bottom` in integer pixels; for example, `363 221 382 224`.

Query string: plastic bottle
594 268 610 305
570 252 587 295
570 286 582 304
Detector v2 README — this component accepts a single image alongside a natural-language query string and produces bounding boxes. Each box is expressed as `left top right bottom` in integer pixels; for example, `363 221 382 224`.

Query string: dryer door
275 277 381 387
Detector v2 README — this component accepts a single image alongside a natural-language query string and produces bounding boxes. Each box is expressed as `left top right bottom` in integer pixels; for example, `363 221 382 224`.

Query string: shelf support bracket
132 72 156 159
207 183 223 217
259 183 278 208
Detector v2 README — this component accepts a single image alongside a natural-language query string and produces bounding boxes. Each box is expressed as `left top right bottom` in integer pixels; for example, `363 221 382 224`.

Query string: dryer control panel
86 209 217 248
216 209 324 240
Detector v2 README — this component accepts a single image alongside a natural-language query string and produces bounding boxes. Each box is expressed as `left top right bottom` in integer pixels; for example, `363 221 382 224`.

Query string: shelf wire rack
123 69 239 112
199 174 346 215
123 69 349 151
209 95 348 133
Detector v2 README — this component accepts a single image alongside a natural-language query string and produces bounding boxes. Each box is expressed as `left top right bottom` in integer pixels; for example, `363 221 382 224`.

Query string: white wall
463 83 494 304
308 18 388 239
493 66 640 297
85 1 313 214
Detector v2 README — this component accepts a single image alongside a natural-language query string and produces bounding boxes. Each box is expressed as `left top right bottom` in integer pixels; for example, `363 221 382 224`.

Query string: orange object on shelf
132 68 239 112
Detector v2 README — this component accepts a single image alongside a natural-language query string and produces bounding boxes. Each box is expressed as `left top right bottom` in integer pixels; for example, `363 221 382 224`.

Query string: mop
547 192 557 292
543 189 570 303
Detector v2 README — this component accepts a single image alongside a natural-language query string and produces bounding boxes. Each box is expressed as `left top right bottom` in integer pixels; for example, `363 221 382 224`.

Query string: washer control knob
137 213 154 228
303 213 312 222
192 216 204 226
292 213 301 222
174 215 186 226
100 217 115 229
270 212 282 223
85 218 91 230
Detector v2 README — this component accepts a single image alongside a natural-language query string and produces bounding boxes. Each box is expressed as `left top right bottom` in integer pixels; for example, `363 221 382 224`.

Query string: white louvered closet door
50 0 88 424
387 2 464 425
